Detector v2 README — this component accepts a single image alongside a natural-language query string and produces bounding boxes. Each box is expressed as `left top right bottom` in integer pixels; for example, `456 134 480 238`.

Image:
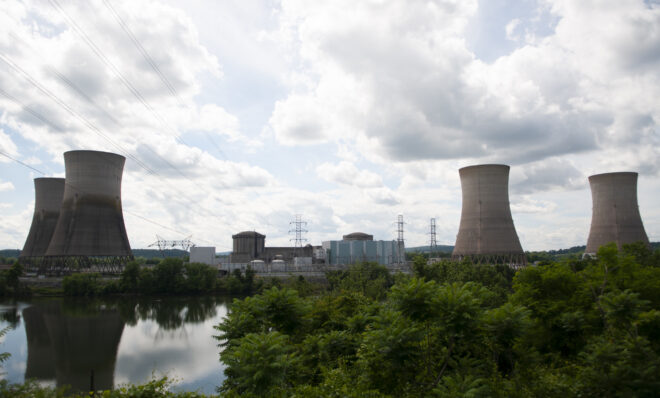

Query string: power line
0 89 219 245
0 53 229 228
100 0 228 159
0 150 46 175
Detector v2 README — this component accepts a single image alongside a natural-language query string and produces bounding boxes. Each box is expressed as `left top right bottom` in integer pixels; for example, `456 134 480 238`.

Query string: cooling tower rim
459 164 510 173
34 177 65 182
588 171 638 180
63 149 126 161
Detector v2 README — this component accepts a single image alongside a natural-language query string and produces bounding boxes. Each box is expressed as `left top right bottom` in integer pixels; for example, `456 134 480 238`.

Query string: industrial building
322 232 403 266
585 172 649 254
20 178 65 262
190 246 218 266
229 231 314 263
452 164 526 266
42 150 132 271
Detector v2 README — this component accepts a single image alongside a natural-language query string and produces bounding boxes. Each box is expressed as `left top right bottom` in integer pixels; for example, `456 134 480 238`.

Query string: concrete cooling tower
19 178 65 262
45 150 132 268
452 164 526 266
585 172 649 254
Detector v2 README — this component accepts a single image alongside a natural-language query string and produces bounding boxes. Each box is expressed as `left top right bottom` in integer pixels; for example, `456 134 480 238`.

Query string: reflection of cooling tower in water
44 309 125 392
22 304 57 380
23 301 125 392
452 165 526 266
585 172 649 254
19 178 65 261
45 150 132 259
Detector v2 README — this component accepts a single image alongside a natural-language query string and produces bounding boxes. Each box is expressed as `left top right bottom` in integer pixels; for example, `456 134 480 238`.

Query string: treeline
61 258 260 296
216 241 660 397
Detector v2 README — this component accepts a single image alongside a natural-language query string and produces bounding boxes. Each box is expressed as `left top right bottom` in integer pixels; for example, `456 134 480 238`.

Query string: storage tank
45 150 132 258
20 178 65 260
585 172 649 254
452 164 526 266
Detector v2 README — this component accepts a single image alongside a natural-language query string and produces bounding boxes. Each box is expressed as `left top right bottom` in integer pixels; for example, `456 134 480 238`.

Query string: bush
119 261 141 293
184 262 217 293
62 273 100 296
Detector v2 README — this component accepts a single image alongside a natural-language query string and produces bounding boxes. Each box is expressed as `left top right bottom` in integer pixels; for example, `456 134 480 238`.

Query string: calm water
0 296 233 395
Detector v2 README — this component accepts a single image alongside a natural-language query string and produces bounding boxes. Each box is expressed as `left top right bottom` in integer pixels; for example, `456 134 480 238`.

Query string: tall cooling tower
20 178 65 260
45 150 132 261
452 164 526 266
585 172 649 254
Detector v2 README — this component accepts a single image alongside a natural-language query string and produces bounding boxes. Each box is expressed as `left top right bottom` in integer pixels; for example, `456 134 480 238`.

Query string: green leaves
222 332 297 395
215 244 660 397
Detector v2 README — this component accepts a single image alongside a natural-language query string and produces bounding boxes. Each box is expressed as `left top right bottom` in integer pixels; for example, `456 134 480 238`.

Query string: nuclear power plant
452 164 526 267
19 150 132 273
19 178 65 264
585 172 650 254
14 149 656 273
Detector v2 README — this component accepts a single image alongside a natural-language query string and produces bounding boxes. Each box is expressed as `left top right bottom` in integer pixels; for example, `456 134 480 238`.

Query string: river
0 296 233 395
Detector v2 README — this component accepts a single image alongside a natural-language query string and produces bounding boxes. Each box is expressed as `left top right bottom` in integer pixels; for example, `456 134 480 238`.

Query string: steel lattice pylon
148 235 195 257
429 218 437 255
396 214 405 264
289 214 308 257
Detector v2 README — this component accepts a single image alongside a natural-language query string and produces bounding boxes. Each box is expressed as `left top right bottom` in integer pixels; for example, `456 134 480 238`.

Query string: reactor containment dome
452 164 526 267
585 172 649 254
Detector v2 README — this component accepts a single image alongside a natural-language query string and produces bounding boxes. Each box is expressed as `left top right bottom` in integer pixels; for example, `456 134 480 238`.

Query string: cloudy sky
1 0 659 252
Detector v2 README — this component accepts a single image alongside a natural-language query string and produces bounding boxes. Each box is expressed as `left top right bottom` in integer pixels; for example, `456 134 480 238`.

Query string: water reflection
2 296 229 394
23 300 124 392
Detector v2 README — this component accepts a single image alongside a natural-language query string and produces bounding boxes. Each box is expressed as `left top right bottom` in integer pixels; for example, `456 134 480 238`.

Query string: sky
1 0 659 252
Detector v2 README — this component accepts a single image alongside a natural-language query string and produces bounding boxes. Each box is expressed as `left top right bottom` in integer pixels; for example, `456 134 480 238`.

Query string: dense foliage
0 262 24 297
216 243 660 397
61 259 219 296
0 377 214 397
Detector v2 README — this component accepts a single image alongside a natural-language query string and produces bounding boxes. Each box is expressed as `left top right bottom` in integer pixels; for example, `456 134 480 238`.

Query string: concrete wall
190 246 216 265
452 164 524 261
585 172 649 253
46 151 132 257
20 178 65 258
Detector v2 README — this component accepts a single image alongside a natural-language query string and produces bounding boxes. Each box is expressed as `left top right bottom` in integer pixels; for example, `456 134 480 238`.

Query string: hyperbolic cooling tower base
38 255 133 275
451 253 527 269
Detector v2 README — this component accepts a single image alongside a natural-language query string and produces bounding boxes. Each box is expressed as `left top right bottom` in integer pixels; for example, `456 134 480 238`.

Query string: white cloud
316 161 383 188
0 181 14 192
266 0 660 174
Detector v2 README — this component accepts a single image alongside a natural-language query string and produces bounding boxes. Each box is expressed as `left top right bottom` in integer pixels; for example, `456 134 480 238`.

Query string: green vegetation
0 262 26 297
0 376 214 397
61 259 220 296
216 243 660 397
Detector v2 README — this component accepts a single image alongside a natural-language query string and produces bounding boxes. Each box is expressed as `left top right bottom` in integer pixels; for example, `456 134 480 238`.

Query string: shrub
62 273 100 296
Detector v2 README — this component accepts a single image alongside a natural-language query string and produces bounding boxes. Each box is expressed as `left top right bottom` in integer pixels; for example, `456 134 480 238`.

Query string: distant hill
132 249 188 259
0 249 20 259
406 245 454 253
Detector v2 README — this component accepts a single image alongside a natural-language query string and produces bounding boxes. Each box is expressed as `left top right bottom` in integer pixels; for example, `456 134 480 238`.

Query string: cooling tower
45 150 132 260
452 164 526 266
585 172 649 254
19 178 65 259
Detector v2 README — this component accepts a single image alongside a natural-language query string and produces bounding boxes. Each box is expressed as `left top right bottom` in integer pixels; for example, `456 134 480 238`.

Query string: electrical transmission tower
429 218 437 256
396 214 405 264
289 214 308 257
148 235 195 257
